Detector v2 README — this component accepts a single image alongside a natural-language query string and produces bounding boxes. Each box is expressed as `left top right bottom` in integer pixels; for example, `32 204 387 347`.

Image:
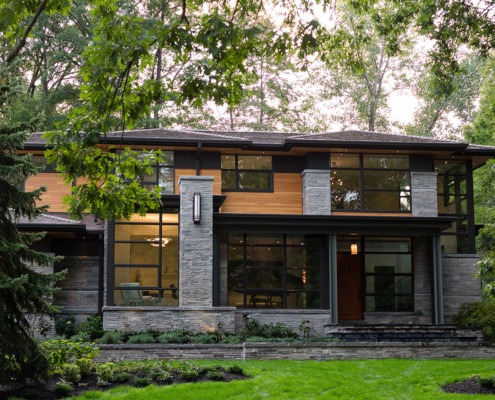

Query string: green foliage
132 377 153 387
157 329 193 344
181 369 199 381
40 339 99 374
75 357 93 376
55 315 77 338
53 381 74 396
241 317 299 340
206 371 225 381
113 372 133 383
79 315 104 341
98 330 125 344
96 362 116 385
477 375 495 388
451 302 495 342
127 333 157 344
60 363 81 384
227 365 244 375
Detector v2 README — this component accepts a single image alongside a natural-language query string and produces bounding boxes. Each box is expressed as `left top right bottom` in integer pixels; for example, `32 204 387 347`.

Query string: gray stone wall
442 254 481 321
301 169 331 215
235 310 332 336
54 256 100 323
179 176 214 307
27 260 56 337
103 307 236 332
96 342 495 362
411 171 438 217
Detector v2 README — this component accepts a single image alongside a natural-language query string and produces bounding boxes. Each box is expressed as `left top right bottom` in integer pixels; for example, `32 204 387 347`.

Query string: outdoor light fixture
193 192 201 224
350 243 358 255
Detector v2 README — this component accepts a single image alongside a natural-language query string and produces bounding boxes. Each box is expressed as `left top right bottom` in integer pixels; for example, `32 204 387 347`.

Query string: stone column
301 169 331 215
179 176 214 307
411 171 438 217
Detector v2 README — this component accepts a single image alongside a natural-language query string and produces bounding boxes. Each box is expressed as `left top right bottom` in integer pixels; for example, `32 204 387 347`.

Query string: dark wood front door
337 253 363 320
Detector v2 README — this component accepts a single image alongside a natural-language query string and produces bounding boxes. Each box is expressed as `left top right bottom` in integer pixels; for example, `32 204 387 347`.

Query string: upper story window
137 151 174 194
32 155 57 173
434 160 471 253
330 154 411 212
221 155 273 191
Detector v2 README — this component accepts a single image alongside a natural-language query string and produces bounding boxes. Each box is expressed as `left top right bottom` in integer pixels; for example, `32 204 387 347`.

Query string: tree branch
6 0 50 65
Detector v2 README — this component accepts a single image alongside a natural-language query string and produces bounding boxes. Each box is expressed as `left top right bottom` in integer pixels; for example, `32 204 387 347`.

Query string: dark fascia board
282 139 468 152
100 137 252 148
214 213 456 235
16 223 93 233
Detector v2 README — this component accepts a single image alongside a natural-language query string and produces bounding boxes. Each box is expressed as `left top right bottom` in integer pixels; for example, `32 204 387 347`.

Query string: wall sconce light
193 192 201 224
350 243 358 255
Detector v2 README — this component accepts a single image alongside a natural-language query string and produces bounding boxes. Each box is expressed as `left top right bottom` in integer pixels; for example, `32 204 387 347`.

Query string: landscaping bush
55 315 77 338
40 339 99 375
206 371 225 381
157 329 193 344
451 301 495 342
98 330 125 344
61 363 81 384
53 381 74 396
133 377 153 387
127 333 157 344
241 317 298 340
75 357 93 376
181 369 199 381
227 365 244 375
79 315 104 341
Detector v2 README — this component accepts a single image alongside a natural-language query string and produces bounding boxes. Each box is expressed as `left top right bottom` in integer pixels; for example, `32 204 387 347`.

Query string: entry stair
324 325 483 343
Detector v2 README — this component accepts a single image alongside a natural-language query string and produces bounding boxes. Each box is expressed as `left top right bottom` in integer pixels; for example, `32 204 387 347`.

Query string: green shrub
55 316 77 338
75 357 93 376
96 362 116 385
227 365 244 375
40 339 99 375
206 371 225 381
69 331 91 342
79 315 104 341
61 363 81 384
220 335 243 344
113 372 133 383
53 381 74 396
19 388 41 398
149 370 172 382
133 377 153 387
191 333 218 344
451 301 495 342
241 317 298 340
98 330 125 344
157 329 192 344
127 333 157 344
181 369 199 381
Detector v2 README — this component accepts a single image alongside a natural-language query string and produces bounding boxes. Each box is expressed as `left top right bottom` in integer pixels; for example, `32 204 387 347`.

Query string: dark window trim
330 153 411 212
221 154 274 192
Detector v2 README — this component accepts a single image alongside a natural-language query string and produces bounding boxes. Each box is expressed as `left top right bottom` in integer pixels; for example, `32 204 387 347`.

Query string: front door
337 252 363 320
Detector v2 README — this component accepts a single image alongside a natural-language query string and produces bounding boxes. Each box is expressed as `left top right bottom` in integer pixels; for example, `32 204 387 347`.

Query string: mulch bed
0 370 247 400
443 378 495 395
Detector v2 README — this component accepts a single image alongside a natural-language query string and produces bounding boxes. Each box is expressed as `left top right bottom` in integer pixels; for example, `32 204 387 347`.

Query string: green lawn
75 359 495 399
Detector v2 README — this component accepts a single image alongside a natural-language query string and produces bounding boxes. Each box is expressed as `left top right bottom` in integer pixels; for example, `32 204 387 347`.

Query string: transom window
364 237 413 312
221 155 273 191
435 160 471 253
330 154 411 211
227 233 322 309
111 211 179 306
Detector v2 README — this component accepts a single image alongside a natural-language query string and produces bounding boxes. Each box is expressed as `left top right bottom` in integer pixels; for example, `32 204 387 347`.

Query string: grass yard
73 359 495 399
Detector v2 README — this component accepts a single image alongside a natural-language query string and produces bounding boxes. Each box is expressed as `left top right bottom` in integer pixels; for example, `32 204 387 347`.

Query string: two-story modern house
21 129 495 335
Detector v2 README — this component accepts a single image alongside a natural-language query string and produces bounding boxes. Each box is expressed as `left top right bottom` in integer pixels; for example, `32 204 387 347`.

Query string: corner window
221 155 273 191
330 154 411 212
111 211 179 306
364 238 413 312
227 233 322 309
435 160 471 253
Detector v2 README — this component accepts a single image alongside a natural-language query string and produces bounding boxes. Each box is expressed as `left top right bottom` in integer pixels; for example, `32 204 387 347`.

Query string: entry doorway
337 250 363 321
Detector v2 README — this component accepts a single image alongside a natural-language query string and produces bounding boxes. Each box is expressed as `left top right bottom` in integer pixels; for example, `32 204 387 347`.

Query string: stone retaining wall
96 342 495 362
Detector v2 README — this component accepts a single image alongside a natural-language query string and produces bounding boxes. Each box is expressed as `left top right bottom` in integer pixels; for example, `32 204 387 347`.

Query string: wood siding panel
220 173 302 214
25 174 72 212
175 169 196 193
201 169 222 195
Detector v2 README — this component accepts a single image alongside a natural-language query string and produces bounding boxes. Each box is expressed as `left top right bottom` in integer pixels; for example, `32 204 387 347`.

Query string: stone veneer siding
54 256 100 323
301 169 331 215
96 342 495 362
411 171 438 217
28 260 56 337
179 176 214 306
442 254 481 321
102 307 236 332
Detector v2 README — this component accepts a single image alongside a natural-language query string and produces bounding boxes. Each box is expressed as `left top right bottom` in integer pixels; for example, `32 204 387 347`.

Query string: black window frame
227 233 325 309
138 150 175 195
363 237 414 312
330 153 411 212
221 154 274 192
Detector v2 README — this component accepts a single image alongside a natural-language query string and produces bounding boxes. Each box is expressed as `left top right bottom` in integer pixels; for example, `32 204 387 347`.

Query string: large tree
0 0 67 382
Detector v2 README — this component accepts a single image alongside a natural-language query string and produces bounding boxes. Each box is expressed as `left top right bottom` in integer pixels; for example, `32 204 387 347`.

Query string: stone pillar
179 176 214 307
411 171 438 217
301 169 331 215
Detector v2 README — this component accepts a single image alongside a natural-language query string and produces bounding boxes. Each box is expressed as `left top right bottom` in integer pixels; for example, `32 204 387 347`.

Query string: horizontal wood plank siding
201 169 222 195
220 173 302 214
175 169 197 193
25 174 72 212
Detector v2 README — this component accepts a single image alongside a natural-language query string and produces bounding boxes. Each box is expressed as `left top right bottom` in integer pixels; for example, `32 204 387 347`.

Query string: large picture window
435 160 471 253
139 151 174 194
227 233 322 308
364 238 413 312
221 155 273 191
111 211 179 306
330 154 411 212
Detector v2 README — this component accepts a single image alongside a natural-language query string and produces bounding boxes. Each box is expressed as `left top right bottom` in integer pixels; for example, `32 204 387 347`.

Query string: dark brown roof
26 129 495 153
